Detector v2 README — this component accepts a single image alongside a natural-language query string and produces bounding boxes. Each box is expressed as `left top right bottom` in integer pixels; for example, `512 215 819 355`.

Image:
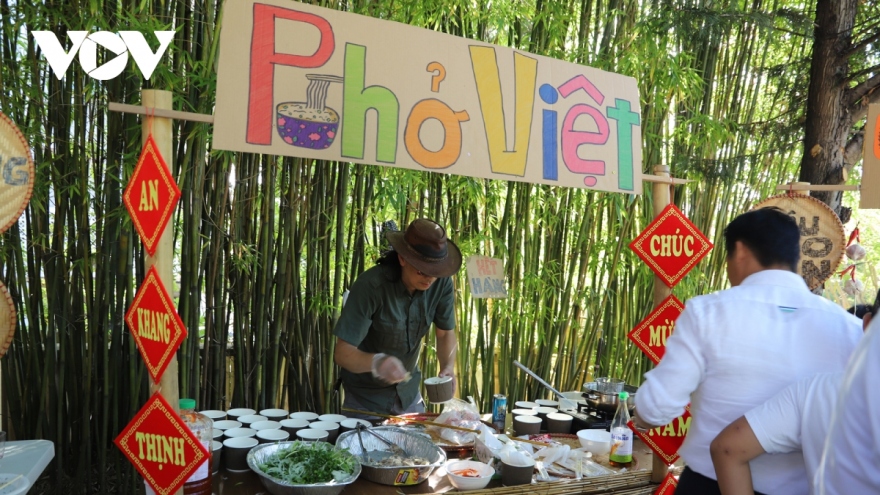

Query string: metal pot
584 385 637 414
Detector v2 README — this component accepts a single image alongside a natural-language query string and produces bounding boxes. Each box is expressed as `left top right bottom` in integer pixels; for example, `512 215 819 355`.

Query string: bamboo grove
0 0 874 492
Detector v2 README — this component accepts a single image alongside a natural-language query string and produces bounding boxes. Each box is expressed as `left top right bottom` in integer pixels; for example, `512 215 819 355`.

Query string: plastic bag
498 441 535 467
428 398 482 445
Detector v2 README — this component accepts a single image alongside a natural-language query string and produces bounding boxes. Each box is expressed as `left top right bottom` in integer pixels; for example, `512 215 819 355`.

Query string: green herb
258 441 357 485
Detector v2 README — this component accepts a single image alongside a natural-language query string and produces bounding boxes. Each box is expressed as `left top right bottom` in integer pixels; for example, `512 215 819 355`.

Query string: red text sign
629 204 712 287
123 134 181 256
628 295 684 364
115 393 209 495
125 266 187 382
629 407 691 464
654 472 678 495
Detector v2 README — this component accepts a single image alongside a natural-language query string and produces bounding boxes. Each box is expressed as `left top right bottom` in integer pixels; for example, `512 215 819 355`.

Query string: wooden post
141 89 183 495
650 164 672 483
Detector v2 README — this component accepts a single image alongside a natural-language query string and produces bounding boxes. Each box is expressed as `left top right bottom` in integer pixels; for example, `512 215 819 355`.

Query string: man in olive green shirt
334 219 461 416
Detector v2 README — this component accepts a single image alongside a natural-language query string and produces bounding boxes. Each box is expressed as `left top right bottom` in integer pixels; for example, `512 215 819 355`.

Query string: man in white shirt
815 296 880 494
709 294 876 495
633 207 862 495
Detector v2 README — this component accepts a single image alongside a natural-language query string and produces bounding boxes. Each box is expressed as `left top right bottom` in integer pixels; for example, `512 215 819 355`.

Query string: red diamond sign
115 393 209 495
654 472 678 495
628 295 685 364
628 406 691 464
123 134 181 256
629 204 712 287
125 266 187 382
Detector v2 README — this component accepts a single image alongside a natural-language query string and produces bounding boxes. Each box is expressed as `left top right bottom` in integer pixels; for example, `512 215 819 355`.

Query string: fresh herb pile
257 441 358 485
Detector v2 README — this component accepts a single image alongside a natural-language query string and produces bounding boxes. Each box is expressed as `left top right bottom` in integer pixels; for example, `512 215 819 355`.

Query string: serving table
212 437 660 494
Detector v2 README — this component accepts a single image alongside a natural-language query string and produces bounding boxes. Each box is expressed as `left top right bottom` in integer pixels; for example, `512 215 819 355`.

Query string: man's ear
864 312 873 332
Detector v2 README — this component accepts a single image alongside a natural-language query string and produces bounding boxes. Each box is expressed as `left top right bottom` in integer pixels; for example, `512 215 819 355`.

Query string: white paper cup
511 408 538 417
546 412 573 434
251 420 282 431
514 401 539 410
339 418 371 433
513 415 542 436
226 408 256 419
259 408 290 421
200 410 227 421
318 414 347 423
211 428 224 441
424 376 454 403
308 421 340 443
280 418 311 437
257 429 290 444
223 427 256 440
535 399 559 408
223 437 258 472
289 411 319 421
212 420 242 431
237 414 267 426
211 440 223 474
501 460 534 486
296 428 329 443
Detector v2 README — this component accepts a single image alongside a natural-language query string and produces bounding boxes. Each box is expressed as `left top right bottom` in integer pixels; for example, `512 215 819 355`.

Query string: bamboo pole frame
141 90 184 495
774 182 860 192
648 165 673 483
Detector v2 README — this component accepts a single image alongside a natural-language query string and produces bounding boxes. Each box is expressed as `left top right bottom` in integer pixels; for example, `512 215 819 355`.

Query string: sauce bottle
608 391 633 468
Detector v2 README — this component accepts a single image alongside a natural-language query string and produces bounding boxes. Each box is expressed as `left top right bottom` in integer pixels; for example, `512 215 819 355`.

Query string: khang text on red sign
125 265 187 382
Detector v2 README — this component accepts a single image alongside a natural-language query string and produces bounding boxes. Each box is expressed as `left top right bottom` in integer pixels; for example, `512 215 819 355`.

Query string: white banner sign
467 256 507 299
214 0 643 194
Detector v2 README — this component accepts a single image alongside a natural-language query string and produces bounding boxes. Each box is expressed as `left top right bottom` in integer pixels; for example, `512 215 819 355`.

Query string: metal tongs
355 424 408 463
513 360 579 410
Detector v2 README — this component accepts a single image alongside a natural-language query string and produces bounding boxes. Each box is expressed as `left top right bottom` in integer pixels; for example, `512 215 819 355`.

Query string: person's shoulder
352 265 394 289
681 287 731 309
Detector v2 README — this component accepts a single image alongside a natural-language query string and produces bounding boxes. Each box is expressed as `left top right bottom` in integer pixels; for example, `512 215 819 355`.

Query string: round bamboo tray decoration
0 280 15 358
754 193 846 290
0 112 35 235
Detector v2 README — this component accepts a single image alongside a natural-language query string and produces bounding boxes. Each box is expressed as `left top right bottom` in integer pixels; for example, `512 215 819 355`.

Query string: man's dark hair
376 250 402 281
848 304 873 320
872 288 880 317
723 207 800 271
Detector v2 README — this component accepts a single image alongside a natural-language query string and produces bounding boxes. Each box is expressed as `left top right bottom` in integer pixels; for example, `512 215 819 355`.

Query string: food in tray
364 454 431 467
256 440 358 485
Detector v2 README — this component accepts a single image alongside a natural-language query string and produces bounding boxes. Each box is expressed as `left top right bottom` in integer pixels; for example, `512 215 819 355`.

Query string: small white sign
466 256 507 298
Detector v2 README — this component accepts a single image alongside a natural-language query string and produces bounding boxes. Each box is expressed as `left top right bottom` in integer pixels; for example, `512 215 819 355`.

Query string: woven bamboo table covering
0 112 35 235
0 280 15 358
753 193 846 290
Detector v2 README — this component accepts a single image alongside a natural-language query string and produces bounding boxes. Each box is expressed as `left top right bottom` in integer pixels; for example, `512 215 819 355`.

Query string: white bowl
318 413 347 423
289 411 320 421
251 420 282 431
446 459 494 490
577 429 611 454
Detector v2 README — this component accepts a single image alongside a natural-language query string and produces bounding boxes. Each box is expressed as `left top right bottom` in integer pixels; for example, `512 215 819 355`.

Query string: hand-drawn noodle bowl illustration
276 74 343 150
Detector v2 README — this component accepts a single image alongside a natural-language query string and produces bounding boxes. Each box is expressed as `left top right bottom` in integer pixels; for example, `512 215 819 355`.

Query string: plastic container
180 398 213 494
144 399 213 495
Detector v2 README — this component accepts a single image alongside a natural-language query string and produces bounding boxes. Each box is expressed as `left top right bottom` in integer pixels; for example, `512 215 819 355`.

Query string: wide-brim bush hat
385 218 462 278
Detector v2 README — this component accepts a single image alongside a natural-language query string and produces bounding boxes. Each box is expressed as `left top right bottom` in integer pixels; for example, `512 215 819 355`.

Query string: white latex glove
371 353 408 384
